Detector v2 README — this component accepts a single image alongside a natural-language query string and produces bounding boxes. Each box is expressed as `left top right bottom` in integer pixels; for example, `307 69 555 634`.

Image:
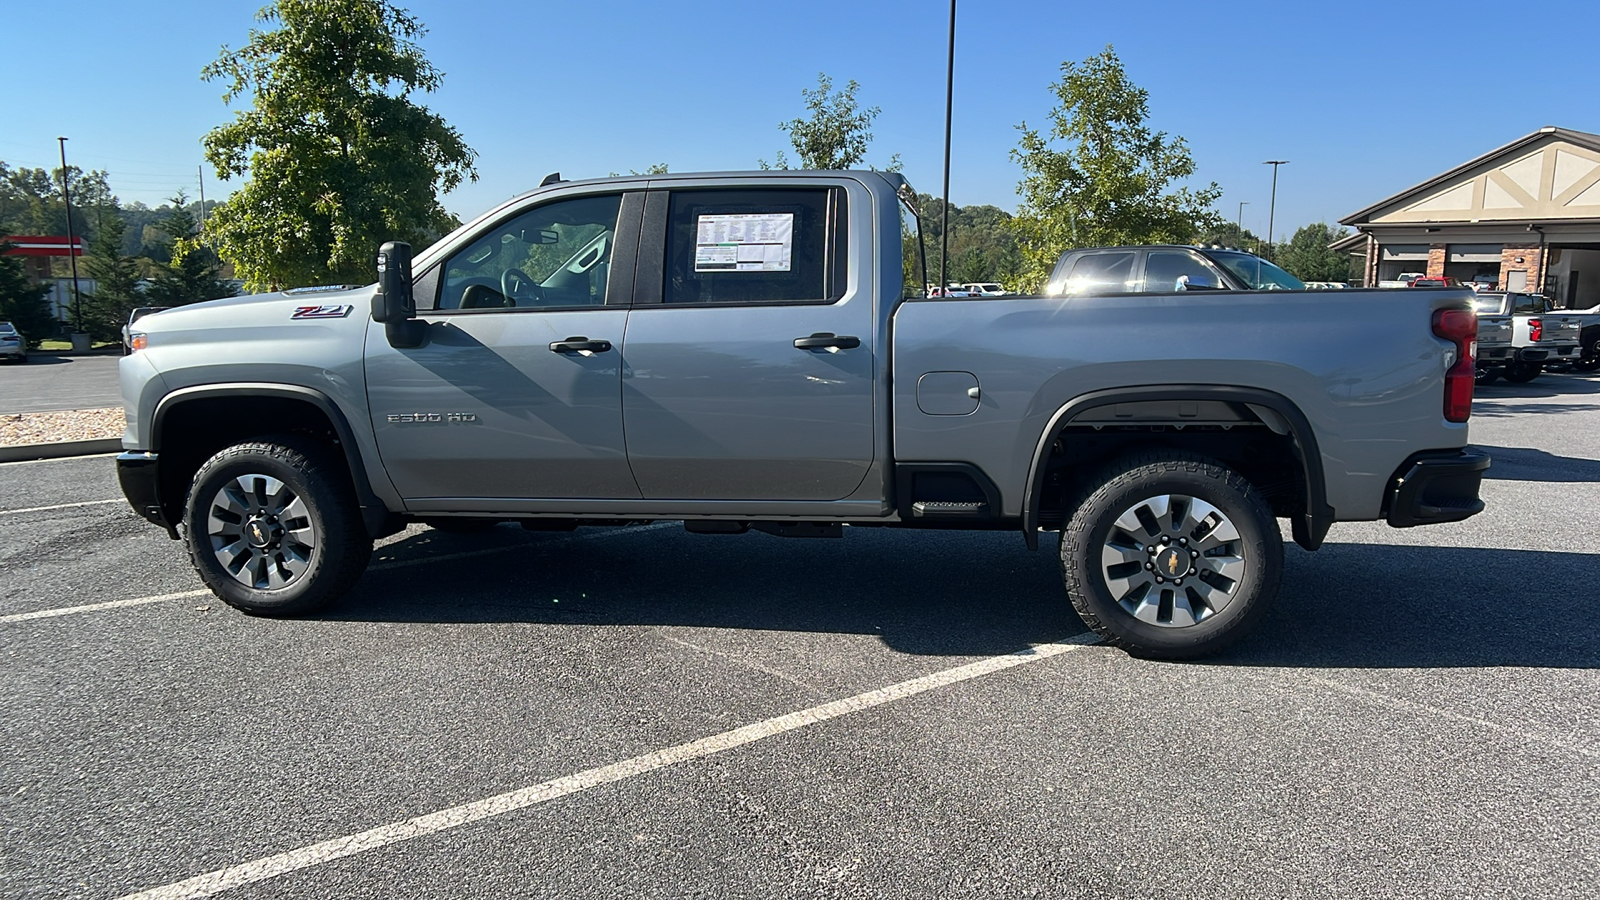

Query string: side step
910 500 988 518
683 521 843 538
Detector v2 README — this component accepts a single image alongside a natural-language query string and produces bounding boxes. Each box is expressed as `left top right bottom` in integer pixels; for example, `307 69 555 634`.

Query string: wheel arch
149 384 396 538
1020 385 1333 552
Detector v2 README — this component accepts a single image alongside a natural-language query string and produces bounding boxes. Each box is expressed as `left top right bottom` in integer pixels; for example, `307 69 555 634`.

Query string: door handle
793 333 860 350
549 336 612 353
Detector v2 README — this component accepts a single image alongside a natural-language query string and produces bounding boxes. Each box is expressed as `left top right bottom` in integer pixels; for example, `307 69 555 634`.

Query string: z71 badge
290 304 355 320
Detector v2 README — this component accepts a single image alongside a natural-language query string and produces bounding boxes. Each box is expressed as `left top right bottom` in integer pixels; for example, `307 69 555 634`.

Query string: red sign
1 235 87 257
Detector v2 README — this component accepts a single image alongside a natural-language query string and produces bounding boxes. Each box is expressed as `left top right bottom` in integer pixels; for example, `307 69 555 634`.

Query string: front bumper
1386 448 1490 528
117 451 177 538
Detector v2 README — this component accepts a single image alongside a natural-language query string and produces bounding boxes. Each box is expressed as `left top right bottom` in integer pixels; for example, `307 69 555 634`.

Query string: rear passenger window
662 188 845 305
1064 252 1135 296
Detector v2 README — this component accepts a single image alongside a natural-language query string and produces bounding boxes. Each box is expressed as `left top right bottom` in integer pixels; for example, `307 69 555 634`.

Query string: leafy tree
201 0 477 291
145 196 236 307
1194 221 1263 253
83 205 146 342
762 73 900 171
913 194 1023 288
0 162 114 248
607 163 669 177
1011 46 1221 291
0 242 57 347
1276 222 1354 283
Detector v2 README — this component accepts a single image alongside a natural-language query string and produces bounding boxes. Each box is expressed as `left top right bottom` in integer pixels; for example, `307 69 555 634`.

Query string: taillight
1433 308 1476 423
1528 318 1542 342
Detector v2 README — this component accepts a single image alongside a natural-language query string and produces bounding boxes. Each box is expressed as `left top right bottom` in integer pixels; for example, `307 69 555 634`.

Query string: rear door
619 181 875 501
366 189 644 503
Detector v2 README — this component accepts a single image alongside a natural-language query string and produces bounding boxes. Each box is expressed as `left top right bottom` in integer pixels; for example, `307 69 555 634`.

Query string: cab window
1063 252 1136 296
437 193 622 311
1141 251 1225 292
660 188 844 305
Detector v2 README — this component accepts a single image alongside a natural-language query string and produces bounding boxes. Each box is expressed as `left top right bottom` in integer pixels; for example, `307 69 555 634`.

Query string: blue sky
3 0 1599 242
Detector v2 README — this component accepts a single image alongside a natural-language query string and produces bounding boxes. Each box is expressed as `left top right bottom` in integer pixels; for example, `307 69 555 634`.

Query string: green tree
1194 221 1263 253
82 204 146 342
763 73 900 171
0 163 114 248
607 163 669 177
201 0 477 291
1011 46 1221 291
0 241 57 347
145 196 236 307
1276 222 1354 283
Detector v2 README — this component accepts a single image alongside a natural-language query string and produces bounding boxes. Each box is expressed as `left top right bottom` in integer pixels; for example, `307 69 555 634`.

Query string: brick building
1334 126 1600 307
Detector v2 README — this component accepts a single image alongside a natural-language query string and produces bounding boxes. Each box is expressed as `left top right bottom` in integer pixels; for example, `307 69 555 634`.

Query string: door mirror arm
373 241 427 348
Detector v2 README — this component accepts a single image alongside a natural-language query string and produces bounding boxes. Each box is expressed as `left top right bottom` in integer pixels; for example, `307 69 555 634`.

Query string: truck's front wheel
183 437 372 617
1060 452 1282 660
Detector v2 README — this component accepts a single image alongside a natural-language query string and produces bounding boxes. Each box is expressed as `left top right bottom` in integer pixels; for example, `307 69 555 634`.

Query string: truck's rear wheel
1504 362 1542 383
1060 452 1282 660
1474 367 1500 386
183 437 372 617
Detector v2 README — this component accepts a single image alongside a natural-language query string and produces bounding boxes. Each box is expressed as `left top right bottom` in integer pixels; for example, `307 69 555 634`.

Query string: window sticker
694 212 793 272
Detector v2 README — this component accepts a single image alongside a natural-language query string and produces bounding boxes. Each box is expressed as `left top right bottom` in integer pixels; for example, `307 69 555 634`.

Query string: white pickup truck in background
1471 291 1581 383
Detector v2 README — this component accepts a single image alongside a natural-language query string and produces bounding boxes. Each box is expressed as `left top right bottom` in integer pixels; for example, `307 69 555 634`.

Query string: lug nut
1178 538 1187 546
1174 579 1183 586
1160 536 1170 545
1146 545 1156 554
1191 550 1199 558
1145 562 1154 570
1155 576 1164 584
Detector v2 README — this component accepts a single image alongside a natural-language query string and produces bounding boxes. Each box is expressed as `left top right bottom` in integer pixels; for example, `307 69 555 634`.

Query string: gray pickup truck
117 170 1488 659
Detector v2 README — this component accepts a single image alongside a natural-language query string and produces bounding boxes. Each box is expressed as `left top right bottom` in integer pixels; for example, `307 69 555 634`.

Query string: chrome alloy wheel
205 473 318 590
1098 493 1247 628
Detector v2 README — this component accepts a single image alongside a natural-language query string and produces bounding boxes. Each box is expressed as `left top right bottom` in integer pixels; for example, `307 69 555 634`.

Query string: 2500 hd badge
386 412 477 423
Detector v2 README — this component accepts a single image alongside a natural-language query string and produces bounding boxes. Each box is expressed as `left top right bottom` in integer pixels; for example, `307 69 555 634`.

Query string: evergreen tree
145 197 236 307
83 204 146 342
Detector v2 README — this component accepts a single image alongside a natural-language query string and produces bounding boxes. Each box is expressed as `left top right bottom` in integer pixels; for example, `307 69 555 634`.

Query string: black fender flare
151 383 396 538
1019 385 1333 552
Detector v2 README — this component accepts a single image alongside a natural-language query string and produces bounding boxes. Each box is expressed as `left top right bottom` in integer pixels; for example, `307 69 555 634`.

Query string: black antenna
939 0 956 294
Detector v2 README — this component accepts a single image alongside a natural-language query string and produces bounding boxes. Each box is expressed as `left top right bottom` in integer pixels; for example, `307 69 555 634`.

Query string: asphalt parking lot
3 375 1598 900
0 354 124 414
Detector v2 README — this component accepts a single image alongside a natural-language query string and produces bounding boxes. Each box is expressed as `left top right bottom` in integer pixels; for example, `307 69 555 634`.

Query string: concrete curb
0 439 123 463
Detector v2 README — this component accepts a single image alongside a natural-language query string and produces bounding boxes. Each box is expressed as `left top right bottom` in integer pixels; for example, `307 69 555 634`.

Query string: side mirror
373 241 426 348
1176 273 1221 291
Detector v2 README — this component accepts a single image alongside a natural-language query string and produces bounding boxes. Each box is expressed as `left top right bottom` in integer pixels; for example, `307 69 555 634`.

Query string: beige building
1336 126 1600 306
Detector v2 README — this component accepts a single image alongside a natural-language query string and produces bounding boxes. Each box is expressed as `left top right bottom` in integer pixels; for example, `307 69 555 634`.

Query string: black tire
182 436 372 617
1504 362 1542 384
1475 367 1500 386
1060 451 1283 660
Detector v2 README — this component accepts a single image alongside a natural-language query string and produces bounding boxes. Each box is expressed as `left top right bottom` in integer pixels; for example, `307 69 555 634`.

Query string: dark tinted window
1064 252 1135 295
1141 251 1221 292
663 188 842 304
1510 292 1544 314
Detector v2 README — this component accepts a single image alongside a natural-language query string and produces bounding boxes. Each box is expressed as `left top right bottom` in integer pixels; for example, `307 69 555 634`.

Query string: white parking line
113 634 1100 900
0 522 678 625
0 498 123 516
0 451 118 467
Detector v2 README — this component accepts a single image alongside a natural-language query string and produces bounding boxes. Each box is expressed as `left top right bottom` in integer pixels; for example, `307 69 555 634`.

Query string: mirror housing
373 241 427 348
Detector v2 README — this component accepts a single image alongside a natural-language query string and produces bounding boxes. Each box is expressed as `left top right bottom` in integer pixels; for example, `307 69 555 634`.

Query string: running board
911 501 988 518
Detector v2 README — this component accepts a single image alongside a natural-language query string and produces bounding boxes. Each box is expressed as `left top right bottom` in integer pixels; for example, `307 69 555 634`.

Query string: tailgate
1477 315 1511 346
1546 314 1582 344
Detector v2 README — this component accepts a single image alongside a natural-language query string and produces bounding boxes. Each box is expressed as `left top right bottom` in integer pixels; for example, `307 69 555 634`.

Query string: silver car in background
0 321 27 363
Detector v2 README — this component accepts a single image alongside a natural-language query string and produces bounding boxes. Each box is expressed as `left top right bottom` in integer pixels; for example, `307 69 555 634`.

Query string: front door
620 184 876 501
366 190 642 503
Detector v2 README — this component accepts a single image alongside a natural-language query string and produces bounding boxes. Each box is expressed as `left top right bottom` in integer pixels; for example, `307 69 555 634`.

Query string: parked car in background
1560 302 1600 373
1471 293 1514 384
1304 282 1350 290
1470 275 1498 291
960 282 1007 296
1473 291 1582 383
1044 245 1306 296
0 321 26 363
926 286 971 297
1377 272 1426 288
1410 276 1462 288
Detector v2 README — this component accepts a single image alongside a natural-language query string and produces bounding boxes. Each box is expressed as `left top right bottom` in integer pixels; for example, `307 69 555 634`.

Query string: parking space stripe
0 522 678 625
0 451 119 467
112 633 1100 900
0 498 123 516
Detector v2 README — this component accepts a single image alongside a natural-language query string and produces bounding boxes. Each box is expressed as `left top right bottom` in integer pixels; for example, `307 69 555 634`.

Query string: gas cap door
916 371 981 416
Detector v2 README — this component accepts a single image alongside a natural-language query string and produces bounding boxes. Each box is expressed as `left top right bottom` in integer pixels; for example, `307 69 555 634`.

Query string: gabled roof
1342 127 1600 226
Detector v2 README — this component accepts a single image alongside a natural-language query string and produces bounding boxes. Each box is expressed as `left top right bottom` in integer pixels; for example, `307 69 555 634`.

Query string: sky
4 0 1600 243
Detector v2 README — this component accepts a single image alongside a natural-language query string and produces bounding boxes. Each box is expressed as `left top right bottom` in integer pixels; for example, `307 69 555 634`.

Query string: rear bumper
1386 448 1490 528
117 451 177 538
1515 344 1579 362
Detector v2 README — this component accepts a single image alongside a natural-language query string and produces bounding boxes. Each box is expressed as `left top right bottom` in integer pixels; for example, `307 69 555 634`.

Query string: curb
0 439 123 463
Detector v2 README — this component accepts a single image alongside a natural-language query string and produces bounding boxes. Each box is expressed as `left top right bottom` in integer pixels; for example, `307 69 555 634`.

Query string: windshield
1205 251 1307 291
0 323 15 334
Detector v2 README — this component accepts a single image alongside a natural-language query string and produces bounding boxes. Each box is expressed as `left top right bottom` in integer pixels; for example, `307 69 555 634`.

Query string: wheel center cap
244 517 280 549
1155 547 1187 578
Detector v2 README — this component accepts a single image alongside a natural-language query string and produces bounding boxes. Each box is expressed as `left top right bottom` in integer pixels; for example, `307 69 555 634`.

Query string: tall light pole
939 0 956 293
57 136 85 337
1236 201 1249 243
1263 160 1288 258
